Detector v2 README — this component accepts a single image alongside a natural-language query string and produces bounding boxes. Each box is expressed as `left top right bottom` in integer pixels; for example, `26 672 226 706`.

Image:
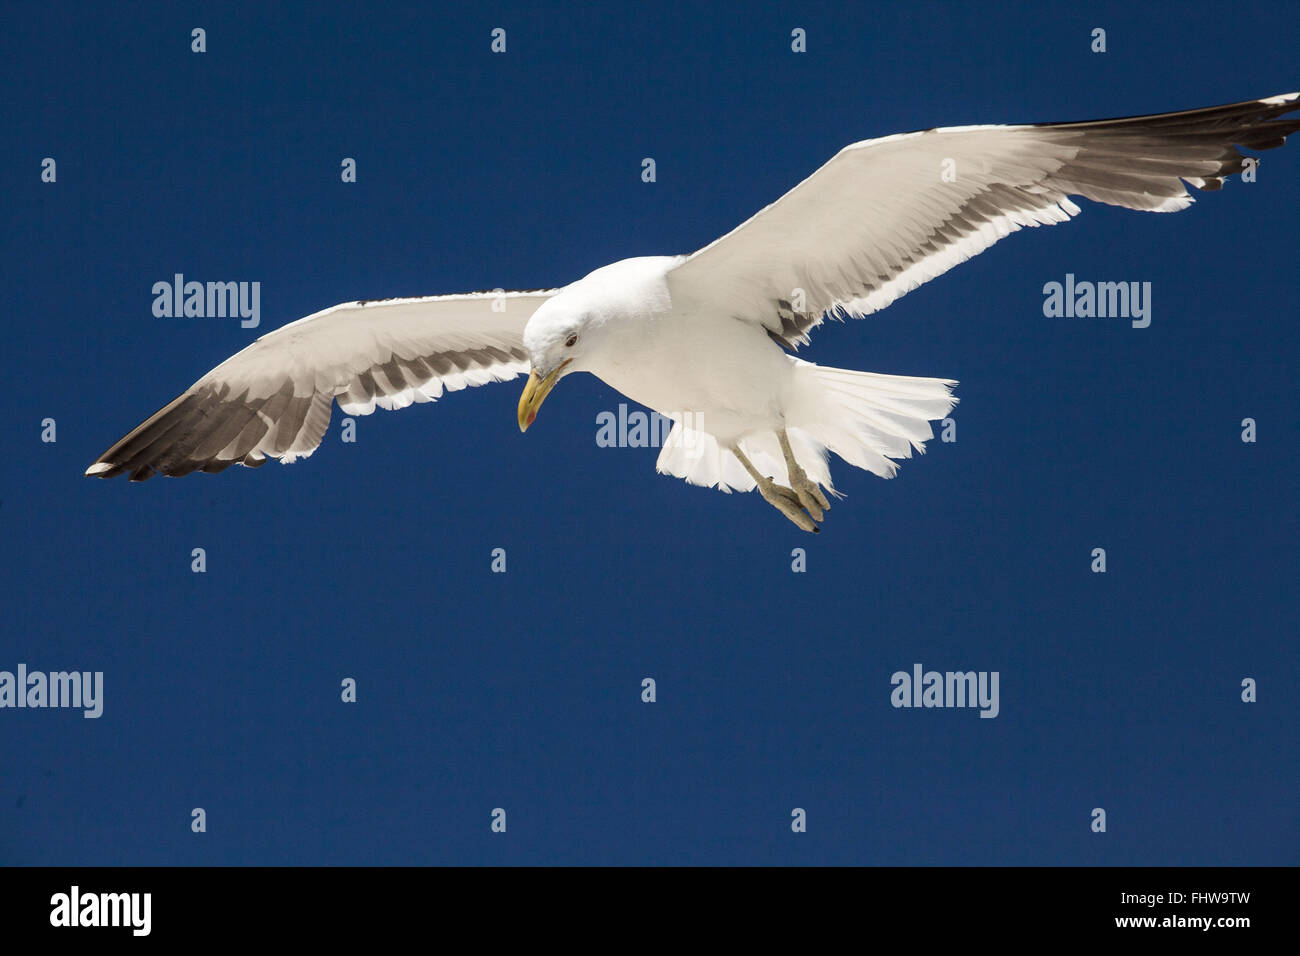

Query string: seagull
87 93 1300 531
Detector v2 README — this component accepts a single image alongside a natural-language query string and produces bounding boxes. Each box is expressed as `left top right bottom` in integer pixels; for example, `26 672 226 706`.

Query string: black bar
0 866 1287 941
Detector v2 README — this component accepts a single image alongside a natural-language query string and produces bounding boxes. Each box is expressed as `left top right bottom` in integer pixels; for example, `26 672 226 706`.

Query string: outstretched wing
86 290 557 480
667 93 1300 349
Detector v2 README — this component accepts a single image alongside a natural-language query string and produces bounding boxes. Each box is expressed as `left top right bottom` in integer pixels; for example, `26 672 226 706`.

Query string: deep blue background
2 1 1296 865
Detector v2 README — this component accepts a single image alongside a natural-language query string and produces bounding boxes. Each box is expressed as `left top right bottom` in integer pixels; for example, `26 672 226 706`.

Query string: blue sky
2 0 1296 865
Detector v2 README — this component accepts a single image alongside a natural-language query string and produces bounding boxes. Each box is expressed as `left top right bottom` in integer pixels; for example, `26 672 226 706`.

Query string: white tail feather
799 363 958 479
655 361 957 492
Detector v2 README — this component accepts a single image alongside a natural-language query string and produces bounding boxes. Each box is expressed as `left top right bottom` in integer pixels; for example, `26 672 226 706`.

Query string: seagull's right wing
86 290 557 480
667 93 1300 349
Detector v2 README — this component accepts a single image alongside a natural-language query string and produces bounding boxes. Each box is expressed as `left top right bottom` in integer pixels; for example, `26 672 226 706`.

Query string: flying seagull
87 93 1300 531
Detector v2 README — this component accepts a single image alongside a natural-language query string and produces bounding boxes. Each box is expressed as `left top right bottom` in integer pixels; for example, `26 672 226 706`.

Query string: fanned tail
654 361 958 492
795 362 958 480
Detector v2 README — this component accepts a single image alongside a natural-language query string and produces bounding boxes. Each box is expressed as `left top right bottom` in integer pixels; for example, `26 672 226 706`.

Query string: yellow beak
517 360 571 432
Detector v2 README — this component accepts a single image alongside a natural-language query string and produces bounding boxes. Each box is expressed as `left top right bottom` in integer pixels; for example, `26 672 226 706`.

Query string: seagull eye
565 334 578 348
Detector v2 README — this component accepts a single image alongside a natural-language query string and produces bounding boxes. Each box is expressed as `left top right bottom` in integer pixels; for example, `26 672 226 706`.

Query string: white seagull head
517 256 677 431
516 294 587 432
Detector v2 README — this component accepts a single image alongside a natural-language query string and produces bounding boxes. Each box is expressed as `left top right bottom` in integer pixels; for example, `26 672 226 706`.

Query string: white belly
588 309 797 444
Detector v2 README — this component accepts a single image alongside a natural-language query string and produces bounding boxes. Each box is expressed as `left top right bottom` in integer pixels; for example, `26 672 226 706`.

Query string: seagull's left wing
667 93 1300 349
87 290 556 480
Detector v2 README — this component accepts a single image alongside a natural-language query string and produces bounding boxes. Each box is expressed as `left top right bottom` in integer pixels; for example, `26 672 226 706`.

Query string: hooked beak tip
517 360 571 433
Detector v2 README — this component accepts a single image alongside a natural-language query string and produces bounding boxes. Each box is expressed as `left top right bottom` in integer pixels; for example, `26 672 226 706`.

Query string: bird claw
770 427 830 528
731 436 827 533
787 465 829 522
758 477 820 533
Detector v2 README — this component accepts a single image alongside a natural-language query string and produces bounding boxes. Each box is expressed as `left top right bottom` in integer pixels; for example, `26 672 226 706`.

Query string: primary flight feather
87 93 1300 531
